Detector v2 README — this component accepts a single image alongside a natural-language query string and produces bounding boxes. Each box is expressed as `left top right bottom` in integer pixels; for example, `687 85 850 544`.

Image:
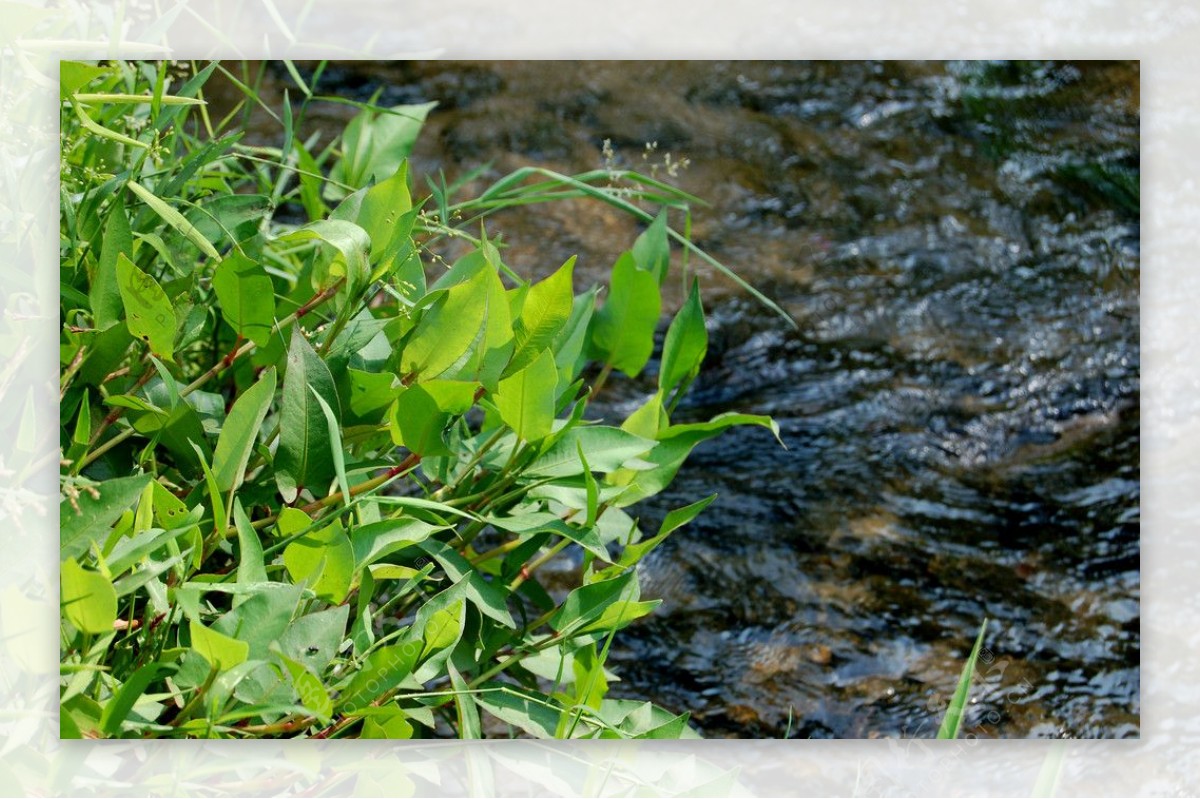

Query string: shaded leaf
276 326 339 504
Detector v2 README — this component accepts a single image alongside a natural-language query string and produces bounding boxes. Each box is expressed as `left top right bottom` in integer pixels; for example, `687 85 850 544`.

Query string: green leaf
508 257 575 375
485 512 609 561
60 61 111 97
494 349 557 442
99 662 175 736
127 180 222 262
277 219 371 298
338 640 423 712
91 201 130 330
474 683 560 739
388 380 477 457
353 518 444 567
233 498 267 588
277 604 350 674
359 706 415 739
659 279 707 395
937 619 989 739
310 385 350 507
189 619 250 672
587 251 661 377
353 160 413 259
61 557 117 634
277 653 333 722
346 368 401 418
210 583 305 660
115 253 176 360
527 426 657 479
421 599 464 659
211 366 275 493
282 519 354 604
400 267 490 381
212 253 276 346
276 326 339 504
549 570 639 636
449 663 481 739
631 209 670 283
615 413 781 506
329 102 437 195
553 286 597 389
61 474 151 560
620 390 667 439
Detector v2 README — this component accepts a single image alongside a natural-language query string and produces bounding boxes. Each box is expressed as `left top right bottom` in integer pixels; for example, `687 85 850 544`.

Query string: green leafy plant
59 60 784 739
936 618 989 739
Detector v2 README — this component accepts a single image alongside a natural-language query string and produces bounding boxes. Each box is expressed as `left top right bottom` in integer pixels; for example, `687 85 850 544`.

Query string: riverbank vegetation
58 59 793 739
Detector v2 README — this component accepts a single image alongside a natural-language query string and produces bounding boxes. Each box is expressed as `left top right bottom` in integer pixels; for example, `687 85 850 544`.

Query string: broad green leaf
631 209 670 283
937 619 989 739
211 366 275 493
587 252 661 377
329 102 437 195
527 426 657 479
576 599 660 635
338 640 423 712
359 706 415 739
620 391 667 439
211 583 304 660
189 619 249 672
400 267 490 381
508 257 575 375
614 413 782 506
233 498 267 588
421 599 464 659
424 249 515 389
408 553 517 628
277 219 371 298
346 368 400 418
212 253 276 346
275 326 339 504
549 570 639 636
387 379 477 457
493 348 557 442
127 180 221 261
353 160 413 259
658 279 707 395
474 683 559 739
61 474 151 560
115 254 175 360
277 653 333 722
150 480 191 529
61 557 117 634
91 201 130 330
60 61 110 97
353 518 444 567
277 604 350 674
282 519 354 604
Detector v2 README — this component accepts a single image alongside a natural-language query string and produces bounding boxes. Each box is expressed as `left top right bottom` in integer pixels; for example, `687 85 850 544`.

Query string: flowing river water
232 60 1140 738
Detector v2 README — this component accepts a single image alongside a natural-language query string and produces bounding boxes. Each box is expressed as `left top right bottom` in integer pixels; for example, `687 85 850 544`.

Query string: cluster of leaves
59 60 784 740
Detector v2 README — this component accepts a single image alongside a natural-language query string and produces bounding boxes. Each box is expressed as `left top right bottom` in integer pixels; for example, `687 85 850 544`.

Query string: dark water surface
244 61 1140 738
